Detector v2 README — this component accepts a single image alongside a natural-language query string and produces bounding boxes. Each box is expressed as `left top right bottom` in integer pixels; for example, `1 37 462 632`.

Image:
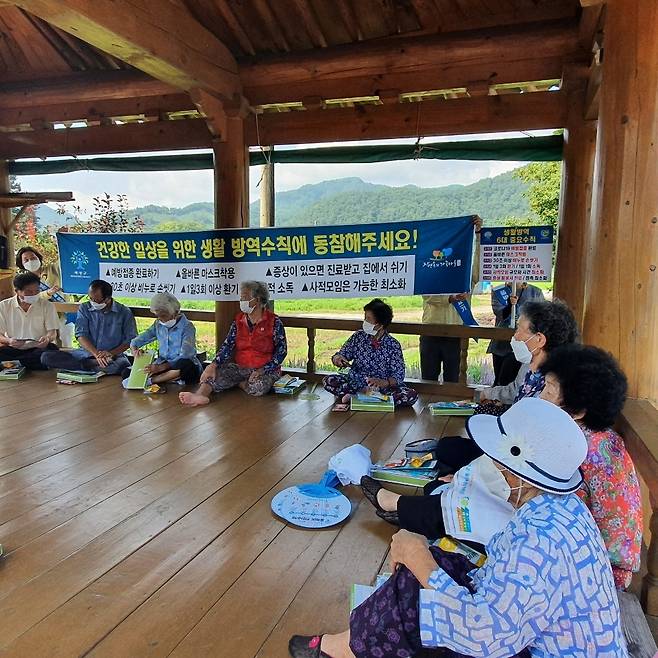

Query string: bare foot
179 392 210 407
377 488 400 512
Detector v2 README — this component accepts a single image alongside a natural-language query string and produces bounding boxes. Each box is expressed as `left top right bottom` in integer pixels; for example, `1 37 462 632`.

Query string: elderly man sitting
41 279 136 375
124 291 202 388
0 272 59 369
179 280 287 407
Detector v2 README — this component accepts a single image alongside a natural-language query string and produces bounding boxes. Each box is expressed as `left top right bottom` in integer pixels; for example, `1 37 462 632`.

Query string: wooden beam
580 0 604 6
15 0 241 98
0 71 177 109
0 93 195 127
240 20 584 105
0 91 567 158
259 148 274 228
213 117 248 346
246 91 567 145
582 0 658 407
0 119 213 159
189 89 227 140
578 5 604 50
553 90 597 327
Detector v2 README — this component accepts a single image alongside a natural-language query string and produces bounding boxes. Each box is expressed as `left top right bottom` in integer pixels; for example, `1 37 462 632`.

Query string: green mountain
36 170 534 230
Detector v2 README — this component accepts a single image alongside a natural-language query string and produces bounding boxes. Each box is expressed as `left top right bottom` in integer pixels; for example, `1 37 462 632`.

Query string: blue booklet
493 285 510 307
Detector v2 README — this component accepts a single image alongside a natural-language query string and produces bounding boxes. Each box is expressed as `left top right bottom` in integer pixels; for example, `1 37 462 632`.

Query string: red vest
234 309 277 369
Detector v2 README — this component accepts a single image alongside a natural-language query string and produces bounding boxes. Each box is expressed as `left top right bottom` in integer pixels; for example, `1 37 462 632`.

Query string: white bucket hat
465 397 587 493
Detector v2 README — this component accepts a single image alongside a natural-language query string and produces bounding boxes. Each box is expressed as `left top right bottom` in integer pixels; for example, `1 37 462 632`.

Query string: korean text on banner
56 216 476 301
479 226 554 282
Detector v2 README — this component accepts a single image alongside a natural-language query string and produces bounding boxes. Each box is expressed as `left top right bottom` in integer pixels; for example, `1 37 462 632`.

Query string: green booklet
56 370 104 383
350 393 395 412
126 351 155 389
0 365 26 380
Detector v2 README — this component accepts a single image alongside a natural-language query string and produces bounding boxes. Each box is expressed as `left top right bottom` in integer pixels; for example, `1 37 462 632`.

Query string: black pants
492 352 522 386
419 336 460 383
0 344 58 370
397 493 485 554
170 358 201 384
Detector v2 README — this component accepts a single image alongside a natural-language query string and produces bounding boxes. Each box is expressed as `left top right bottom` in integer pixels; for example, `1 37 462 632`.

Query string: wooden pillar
213 115 249 347
553 91 597 328
0 160 15 301
259 148 275 228
582 0 658 405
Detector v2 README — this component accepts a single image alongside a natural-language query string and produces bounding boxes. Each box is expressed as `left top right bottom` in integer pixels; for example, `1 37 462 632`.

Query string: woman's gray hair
150 291 181 316
240 280 269 307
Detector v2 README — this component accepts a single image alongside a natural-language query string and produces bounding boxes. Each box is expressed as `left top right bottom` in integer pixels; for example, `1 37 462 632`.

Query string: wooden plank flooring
0 373 454 657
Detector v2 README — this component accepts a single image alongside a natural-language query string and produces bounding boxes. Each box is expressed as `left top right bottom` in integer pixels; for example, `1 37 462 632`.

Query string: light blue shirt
419 493 628 658
130 313 201 371
75 300 137 355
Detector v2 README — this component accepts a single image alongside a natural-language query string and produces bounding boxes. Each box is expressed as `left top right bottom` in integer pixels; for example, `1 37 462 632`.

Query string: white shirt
0 295 59 340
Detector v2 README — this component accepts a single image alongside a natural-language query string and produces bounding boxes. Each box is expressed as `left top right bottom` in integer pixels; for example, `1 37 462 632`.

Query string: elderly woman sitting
323 298 418 408
125 292 202 387
179 280 287 407
362 344 642 591
289 398 628 658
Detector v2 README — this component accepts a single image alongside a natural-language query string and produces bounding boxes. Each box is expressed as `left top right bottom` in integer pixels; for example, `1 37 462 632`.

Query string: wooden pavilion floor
0 373 463 657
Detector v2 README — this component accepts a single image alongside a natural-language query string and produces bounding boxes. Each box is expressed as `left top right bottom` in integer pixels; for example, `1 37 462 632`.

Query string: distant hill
35 170 534 230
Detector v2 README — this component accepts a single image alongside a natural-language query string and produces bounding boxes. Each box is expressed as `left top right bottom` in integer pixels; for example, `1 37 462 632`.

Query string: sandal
360 476 400 525
288 635 331 658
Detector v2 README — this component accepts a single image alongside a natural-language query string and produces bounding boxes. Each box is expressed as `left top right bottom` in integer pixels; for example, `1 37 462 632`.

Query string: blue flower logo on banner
70 250 89 275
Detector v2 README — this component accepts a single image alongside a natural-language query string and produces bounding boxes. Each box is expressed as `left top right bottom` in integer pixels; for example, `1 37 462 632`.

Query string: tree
513 162 562 228
61 193 144 233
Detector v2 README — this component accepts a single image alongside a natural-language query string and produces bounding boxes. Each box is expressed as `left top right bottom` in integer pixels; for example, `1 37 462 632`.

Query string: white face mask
89 300 107 311
474 455 511 500
23 259 41 272
362 320 378 336
239 299 255 314
19 293 40 305
498 467 526 507
159 319 176 328
510 334 537 364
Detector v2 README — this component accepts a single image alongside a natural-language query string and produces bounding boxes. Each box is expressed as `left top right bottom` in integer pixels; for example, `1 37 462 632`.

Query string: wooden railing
55 303 514 397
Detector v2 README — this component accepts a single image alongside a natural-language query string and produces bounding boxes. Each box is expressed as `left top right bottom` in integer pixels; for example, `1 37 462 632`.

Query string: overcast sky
16 131 548 214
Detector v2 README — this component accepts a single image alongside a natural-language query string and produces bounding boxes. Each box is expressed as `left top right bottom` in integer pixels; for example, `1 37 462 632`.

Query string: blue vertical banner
56 216 476 300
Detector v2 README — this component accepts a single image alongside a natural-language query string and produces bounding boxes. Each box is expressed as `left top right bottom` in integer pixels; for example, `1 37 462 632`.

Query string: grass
127 285 556 386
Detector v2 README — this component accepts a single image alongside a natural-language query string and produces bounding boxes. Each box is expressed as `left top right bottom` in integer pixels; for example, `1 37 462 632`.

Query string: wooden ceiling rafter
333 0 364 41
251 0 291 52
13 0 241 99
290 0 328 48
212 1 256 56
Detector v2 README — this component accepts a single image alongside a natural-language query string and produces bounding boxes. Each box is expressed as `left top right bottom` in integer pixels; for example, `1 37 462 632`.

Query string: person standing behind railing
419 216 481 384
487 281 545 386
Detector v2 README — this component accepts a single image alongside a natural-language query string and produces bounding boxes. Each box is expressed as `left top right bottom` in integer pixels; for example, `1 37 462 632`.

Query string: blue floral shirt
130 313 201 372
337 331 406 390
514 368 545 402
419 493 627 658
214 315 287 373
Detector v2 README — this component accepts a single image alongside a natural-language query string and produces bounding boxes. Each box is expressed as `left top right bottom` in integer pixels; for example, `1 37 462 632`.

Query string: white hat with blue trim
465 397 587 493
